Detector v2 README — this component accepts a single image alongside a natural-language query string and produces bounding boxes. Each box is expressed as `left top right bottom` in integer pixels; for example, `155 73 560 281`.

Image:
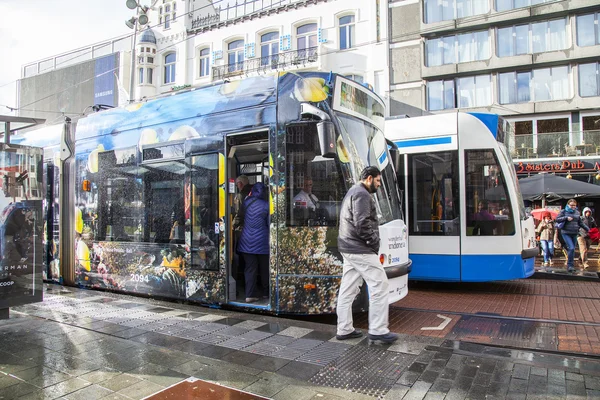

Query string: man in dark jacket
556 199 589 272
335 166 398 344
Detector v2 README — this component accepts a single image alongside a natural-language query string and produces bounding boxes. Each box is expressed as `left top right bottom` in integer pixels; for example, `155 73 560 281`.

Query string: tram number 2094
130 274 150 283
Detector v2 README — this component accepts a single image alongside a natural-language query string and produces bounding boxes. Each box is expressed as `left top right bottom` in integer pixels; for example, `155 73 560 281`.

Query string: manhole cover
447 316 557 351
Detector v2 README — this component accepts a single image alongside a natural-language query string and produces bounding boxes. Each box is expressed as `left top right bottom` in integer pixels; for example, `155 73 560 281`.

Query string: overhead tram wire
7 0 568 113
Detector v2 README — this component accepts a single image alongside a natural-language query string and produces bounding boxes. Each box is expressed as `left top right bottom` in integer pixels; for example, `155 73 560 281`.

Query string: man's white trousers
336 252 390 336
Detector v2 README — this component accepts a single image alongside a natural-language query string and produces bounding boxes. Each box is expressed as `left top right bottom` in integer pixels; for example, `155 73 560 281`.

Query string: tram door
225 132 270 307
188 153 223 295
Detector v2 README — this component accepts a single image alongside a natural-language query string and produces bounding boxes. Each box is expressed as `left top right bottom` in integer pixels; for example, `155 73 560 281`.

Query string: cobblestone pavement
0 285 600 399
362 279 600 358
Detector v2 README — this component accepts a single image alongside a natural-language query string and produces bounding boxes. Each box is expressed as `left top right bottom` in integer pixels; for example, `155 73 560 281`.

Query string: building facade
388 0 600 172
19 0 390 119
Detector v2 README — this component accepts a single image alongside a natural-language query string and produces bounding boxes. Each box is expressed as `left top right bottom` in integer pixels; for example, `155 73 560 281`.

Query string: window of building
227 39 245 72
465 150 514 236
408 151 460 236
582 115 600 131
498 71 531 104
498 66 569 104
424 0 489 24
139 68 144 84
496 0 558 12
510 117 571 158
199 48 210 77
426 30 490 66
344 74 364 84
147 57 154 63
260 32 279 68
160 1 175 29
579 63 600 98
339 15 355 50
147 68 153 84
577 13 600 47
534 66 569 101
497 18 567 57
457 75 492 108
297 23 317 56
514 120 534 150
427 80 455 111
427 75 491 110
164 53 176 84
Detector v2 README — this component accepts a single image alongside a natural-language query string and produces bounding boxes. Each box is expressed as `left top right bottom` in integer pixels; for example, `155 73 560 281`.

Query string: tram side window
465 150 515 236
407 151 459 236
96 149 141 242
141 161 186 244
286 124 346 227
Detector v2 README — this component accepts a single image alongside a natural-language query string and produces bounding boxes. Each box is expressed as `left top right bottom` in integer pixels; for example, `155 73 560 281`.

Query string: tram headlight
379 254 385 265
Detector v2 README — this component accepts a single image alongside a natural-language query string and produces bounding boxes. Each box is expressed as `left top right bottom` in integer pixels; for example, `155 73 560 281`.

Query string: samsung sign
94 54 117 106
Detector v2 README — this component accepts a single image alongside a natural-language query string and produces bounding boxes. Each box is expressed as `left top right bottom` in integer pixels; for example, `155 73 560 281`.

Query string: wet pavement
0 284 599 399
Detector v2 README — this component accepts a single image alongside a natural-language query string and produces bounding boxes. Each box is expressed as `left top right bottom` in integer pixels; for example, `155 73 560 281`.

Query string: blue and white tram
386 112 537 282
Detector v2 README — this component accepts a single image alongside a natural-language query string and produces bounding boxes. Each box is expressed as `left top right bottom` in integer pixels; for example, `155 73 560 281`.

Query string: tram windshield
330 76 402 225
335 115 403 224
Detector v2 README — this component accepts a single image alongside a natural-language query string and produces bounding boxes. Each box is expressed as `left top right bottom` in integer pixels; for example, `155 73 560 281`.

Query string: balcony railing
213 47 318 80
513 130 600 159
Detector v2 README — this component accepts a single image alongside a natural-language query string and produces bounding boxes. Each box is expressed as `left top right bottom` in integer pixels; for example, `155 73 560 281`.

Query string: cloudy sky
0 0 145 116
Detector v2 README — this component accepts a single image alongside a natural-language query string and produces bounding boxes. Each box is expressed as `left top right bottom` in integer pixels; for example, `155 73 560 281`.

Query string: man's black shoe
336 330 363 340
368 332 399 344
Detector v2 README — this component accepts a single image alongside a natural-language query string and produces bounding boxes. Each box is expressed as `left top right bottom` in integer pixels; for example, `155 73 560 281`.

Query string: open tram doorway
226 131 270 307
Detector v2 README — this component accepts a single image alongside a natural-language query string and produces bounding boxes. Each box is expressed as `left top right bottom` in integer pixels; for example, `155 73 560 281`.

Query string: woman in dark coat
556 198 589 272
237 182 270 302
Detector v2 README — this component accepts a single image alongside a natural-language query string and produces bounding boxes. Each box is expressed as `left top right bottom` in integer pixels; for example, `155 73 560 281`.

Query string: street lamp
125 0 150 103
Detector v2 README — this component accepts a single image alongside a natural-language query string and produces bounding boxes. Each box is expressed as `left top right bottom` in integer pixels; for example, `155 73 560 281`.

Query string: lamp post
125 0 149 103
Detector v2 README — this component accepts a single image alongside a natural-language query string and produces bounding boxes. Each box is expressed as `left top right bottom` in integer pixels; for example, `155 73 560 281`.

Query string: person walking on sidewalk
556 199 589 273
578 207 597 269
536 212 555 267
335 166 398 344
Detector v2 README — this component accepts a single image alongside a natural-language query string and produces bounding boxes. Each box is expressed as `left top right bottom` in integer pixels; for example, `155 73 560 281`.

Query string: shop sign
515 159 600 174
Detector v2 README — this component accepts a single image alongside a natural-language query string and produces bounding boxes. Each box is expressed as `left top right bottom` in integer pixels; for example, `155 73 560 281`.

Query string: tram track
389 304 600 328
408 279 600 301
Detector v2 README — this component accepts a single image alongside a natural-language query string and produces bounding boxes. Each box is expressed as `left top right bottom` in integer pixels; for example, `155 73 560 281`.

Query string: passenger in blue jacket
556 198 589 272
237 181 270 303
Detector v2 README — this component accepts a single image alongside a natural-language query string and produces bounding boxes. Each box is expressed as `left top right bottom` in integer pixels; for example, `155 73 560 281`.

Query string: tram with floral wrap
16 73 410 314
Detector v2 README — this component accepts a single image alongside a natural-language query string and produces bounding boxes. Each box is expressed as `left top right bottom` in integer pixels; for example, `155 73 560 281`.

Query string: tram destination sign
332 76 385 132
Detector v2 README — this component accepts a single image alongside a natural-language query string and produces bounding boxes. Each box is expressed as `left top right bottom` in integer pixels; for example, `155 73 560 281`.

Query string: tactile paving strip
297 342 351 366
310 345 417 398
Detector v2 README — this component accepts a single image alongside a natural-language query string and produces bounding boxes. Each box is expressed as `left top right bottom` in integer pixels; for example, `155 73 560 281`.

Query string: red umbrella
589 227 600 243
530 208 559 221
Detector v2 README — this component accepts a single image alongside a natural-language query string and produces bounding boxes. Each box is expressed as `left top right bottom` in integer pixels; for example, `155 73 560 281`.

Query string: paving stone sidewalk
0 285 599 399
